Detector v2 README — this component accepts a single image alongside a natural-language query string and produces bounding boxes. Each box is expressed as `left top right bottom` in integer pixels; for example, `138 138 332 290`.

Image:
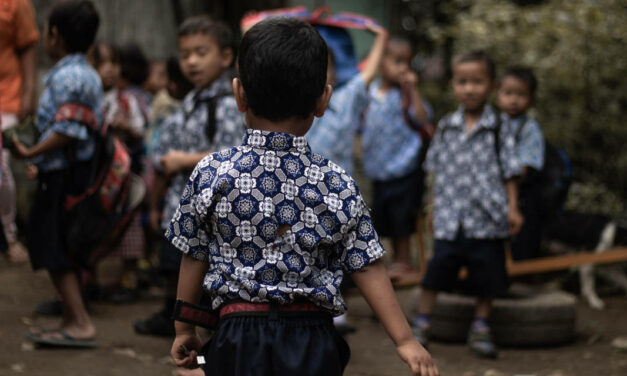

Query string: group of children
7 0 548 374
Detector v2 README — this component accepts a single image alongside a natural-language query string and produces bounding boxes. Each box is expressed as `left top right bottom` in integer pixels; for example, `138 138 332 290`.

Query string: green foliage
418 0 627 215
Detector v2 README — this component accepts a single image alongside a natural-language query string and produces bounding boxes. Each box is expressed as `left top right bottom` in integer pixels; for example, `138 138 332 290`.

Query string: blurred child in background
88 41 119 93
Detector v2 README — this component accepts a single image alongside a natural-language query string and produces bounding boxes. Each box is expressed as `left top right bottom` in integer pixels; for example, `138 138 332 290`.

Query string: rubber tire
406 287 576 347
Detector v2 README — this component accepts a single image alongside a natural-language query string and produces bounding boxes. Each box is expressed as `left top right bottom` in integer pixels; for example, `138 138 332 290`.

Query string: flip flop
25 330 98 348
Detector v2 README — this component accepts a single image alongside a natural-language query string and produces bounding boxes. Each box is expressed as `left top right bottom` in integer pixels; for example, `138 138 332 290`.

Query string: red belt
173 299 323 330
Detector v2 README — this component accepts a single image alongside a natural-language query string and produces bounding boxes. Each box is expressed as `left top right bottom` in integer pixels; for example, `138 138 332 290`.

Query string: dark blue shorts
202 310 350 376
422 232 509 297
159 237 182 272
371 169 423 238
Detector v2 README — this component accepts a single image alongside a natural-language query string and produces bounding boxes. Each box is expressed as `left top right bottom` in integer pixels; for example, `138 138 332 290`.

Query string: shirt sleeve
49 72 92 140
516 119 545 171
334 74 369 125
166 156 217 261
340 195 385 272
152 111 182 171
498 121 522 180
14 0 39 49
126 94 147 136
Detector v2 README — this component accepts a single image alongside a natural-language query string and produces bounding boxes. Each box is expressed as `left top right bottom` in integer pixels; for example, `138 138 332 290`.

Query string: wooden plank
507 247 627 276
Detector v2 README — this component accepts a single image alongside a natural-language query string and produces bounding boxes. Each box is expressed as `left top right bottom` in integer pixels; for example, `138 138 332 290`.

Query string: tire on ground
405 287 576 346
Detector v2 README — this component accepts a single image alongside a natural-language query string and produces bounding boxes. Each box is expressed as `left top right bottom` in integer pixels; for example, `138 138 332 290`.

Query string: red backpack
56 103 142 268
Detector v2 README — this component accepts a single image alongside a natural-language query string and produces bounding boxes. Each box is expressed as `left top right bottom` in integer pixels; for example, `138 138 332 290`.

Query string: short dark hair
501 66 538 95
237 18 328 121
453 50 496 80
48 0 99 53
118 43 149 86
89 41 119 67
178 15 233 50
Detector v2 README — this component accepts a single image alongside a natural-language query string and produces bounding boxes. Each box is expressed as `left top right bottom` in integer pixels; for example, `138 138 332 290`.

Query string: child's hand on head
396 339 439 376
365 21 387 36
160 150 188 176
508 207 524 235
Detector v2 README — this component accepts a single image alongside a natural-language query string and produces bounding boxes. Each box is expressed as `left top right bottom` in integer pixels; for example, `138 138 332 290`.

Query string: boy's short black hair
48 0 99 54
238 18 328 122
178 15 233 50
118 43 149 86
453 50 496 80
501 66 538 95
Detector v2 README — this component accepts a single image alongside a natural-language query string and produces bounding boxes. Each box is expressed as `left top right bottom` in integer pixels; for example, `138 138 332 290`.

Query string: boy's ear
232 78 248 113
313 84 333 118
221 48 234 69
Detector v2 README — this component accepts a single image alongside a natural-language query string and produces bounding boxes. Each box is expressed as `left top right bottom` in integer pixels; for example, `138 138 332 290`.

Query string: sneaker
468 327 498 359
411 323 431 348
133 310 175 337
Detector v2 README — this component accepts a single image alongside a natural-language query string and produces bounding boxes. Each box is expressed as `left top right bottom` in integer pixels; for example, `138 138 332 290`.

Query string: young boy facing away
133 15 245 337
168 18 438 376
12 0 101 347
305 23 388 175
360 36 433 284
414 51 524 358
498 67 545 260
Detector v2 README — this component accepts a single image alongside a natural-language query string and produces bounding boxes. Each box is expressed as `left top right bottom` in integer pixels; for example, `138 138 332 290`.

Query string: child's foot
467 322 498 359
387 263 422 287
134 309 175 337
6 241 29 264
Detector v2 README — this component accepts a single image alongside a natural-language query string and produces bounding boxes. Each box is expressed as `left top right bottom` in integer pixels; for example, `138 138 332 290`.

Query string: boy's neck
378 78 397 92
464 104 486 132
246 113 314 137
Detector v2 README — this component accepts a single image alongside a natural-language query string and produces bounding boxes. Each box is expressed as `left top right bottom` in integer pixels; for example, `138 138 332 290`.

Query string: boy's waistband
173 299 326 329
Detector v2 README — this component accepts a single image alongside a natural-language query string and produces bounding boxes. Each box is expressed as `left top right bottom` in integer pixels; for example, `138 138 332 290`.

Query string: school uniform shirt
306 74 368 174
166 130 386 315
425 105 521 241
103 86 150 137
361 80 432 181
503 114 545 171
31 54 103 172
153 74 245 230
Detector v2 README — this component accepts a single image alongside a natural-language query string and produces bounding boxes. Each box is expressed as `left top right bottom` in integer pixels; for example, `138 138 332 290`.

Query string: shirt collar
44 53 87 86
242 129 311 154
448 104 499 131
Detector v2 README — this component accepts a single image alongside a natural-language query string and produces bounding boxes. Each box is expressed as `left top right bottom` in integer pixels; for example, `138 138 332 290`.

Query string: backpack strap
184 92 232 144
55 103 100 133
491 109 504 179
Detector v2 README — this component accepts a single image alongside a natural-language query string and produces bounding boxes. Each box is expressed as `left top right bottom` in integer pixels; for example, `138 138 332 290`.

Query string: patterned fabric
306 74 368 174
113 215 145 259
361 80 432 180
166 129 385 315
31 54 103 172
425 105 521 240
103 86 149 137
153 73 245 229
503 114 545 171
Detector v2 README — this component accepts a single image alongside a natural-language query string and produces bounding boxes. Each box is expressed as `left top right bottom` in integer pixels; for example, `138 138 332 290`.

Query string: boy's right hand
171 333 203 369
396 339 439 376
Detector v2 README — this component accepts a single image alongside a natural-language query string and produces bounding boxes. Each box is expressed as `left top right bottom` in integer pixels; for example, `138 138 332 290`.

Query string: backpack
513 118 573 220
57 103 142 269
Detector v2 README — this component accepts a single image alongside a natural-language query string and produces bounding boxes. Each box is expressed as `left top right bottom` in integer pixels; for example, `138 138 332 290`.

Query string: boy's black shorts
422 232 509 297
371 169 423 238
202 310 350 376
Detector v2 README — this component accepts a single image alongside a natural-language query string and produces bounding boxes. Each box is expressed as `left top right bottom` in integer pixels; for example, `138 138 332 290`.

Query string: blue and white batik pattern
166 130 385 315
153 73 246 229
361 80 433 181
306 74 368 174
32 54 103 172
425 105 521 241
503 114 545 171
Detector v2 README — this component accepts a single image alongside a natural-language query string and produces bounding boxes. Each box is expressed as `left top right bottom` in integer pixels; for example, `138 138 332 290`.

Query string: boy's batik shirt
32 54 103 172
425 105 521 240
361 80 433 181
153 73 245 229
503 114 545 171
306 74 368 174
166 130 385 315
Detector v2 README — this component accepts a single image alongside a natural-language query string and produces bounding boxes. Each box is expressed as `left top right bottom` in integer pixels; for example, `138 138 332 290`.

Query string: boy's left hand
396 339 439 376
508 207 524 235
10 136 32 159
160 150 188 176
171 333 203 369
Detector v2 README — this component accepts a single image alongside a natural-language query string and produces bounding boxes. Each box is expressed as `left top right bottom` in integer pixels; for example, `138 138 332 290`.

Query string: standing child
11 0 101 347
497 67 545 260
414 51 523 358
168 18 438 376
361 36 433 284
88 41 119 93
133 15 245 337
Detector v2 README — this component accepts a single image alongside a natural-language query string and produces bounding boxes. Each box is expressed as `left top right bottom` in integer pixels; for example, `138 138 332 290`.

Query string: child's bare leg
47 270 96 339
392 235 411 265
474 297 492 319
418 288 437 315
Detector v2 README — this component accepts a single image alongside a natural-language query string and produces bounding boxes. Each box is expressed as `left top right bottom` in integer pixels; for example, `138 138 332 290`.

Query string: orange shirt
0 0 39 115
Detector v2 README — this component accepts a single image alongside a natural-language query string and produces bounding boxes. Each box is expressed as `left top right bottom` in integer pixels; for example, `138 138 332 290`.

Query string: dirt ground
1 260 626 376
